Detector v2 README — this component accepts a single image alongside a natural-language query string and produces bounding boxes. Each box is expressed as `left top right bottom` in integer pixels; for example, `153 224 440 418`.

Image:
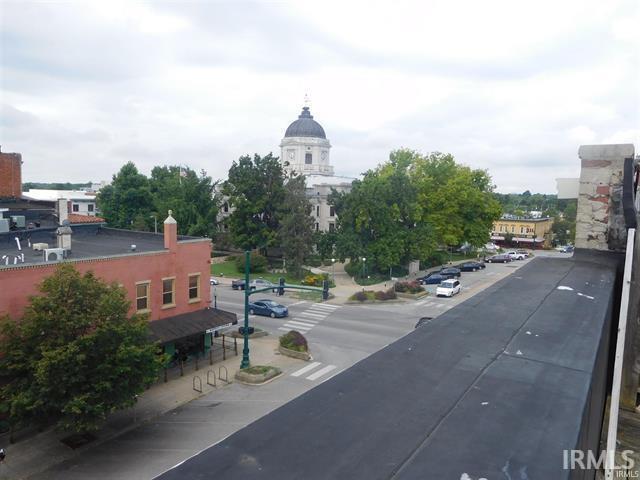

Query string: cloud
0 0 638 194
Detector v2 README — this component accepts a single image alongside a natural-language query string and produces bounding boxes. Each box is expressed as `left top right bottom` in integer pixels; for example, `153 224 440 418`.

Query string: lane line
298 311 325 318
291 362 322 377
286 320 316 328
306 365 337 380
311 303 339 310
292 317 318 324
283 324 311 332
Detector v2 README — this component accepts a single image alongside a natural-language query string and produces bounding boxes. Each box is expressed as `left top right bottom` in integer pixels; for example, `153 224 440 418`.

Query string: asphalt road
29 255 542 479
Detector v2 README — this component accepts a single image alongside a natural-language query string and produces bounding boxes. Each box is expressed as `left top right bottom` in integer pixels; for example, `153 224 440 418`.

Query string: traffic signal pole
240 250 251 369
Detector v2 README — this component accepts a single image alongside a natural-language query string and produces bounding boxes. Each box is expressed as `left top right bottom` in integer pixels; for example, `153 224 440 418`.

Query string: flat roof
0 226 207 269
158 250 622 480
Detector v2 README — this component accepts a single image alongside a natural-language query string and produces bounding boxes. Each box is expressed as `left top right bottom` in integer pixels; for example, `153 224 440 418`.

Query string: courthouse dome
284 107 326 139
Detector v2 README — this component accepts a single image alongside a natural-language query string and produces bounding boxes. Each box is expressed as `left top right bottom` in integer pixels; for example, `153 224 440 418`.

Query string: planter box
278 345 311 361
396 291 429 300
229 329 269 339
235 366 282 385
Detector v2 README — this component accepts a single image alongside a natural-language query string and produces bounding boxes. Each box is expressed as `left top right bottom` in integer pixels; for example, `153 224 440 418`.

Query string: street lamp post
361 257 366 279
240 250 251 369
331 258 336 281
150 215 158 234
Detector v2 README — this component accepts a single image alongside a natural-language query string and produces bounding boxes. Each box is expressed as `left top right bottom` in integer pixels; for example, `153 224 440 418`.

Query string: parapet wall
575 144 635 251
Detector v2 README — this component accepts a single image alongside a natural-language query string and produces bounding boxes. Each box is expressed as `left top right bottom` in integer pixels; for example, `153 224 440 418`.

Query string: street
26 254 547 480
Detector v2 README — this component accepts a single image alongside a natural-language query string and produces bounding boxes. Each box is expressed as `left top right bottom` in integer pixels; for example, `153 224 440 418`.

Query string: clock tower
280 105 333 177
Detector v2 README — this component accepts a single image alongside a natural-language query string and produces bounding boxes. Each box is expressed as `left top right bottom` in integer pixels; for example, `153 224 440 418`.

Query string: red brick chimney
0 148 23 199
164 210 178 251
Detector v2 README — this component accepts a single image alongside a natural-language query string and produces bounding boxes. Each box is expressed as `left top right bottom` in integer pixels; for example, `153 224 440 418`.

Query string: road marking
282 323 311 332
291 362 322 377
311 303 339 310
299 311 325 318
294 316 318 323
278 327 294 333
306 365 337 380
286 320 316 328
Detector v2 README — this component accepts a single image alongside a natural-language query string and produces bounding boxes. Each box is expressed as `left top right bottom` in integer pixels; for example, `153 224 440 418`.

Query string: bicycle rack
193 375 202 393
218 365 229 384
207 370 216 387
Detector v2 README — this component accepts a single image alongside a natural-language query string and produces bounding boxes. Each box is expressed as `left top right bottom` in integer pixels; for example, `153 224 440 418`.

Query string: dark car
459 261 485 272
248 299 288 318
419 273 448 285
231 279 246 290
486 254 512 263
439 267 462 278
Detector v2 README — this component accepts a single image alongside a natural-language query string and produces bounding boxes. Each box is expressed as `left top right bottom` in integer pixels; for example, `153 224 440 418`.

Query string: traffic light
278 277 285 296
322 280 329 300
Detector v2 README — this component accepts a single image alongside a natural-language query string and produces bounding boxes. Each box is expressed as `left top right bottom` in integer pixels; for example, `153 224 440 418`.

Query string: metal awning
148 308 238 344
490 235 505 241
512 237 544 243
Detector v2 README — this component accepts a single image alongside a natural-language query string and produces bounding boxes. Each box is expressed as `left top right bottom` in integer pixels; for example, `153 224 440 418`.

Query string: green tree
223 153 286 251
149 166 218 238
0 264 163 433
279 174 314 277
97 162 153 229
314 231 336 263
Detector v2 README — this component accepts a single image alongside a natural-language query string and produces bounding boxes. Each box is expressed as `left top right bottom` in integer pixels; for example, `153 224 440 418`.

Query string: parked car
210 276 219 286
419 273 448 285
516 249 530 258
559 245 574 253
248 299 288 318
439 267 462 278
505 251 526 260
486 254 512 263
436 279 462 297
231 279 246 290
249 278 277 292
459 261 485 272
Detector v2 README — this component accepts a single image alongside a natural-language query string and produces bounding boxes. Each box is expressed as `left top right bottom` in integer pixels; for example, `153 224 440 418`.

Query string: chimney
57 198 69 225
164 210 178 251
575 144 636 251
0 150 23 199
56 219 73 251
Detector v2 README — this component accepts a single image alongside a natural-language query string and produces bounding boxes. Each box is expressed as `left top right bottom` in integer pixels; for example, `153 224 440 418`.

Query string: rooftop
158 251 622 480
284 106 326 139
0 225 206 269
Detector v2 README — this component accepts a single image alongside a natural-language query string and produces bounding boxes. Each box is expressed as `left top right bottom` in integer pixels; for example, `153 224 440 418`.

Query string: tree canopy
279 174 314 277
97 163 218 238
0 264 163 433
330 149 501 273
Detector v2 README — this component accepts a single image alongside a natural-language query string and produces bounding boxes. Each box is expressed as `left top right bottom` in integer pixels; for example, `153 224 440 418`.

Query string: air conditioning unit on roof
43 248 65 262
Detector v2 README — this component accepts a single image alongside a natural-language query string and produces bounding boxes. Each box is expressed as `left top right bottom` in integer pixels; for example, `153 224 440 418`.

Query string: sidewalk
0 336 301 480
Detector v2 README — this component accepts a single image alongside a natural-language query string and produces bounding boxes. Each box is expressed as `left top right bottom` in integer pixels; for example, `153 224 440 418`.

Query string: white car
436 279 461 297
505 251 526 260
210 276 219 285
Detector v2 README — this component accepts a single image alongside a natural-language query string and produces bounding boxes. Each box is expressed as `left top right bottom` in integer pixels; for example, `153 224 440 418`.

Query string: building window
315 223 319 232
316 205 320 216
72 204 79 212
223 202 229 213
511 225 515 233
520 226 525 234
329 206 335 217
188 274 200 302
136 281 150 312
162 277 175 308
305 153 312 164
329 223 335 232
88 204 94 212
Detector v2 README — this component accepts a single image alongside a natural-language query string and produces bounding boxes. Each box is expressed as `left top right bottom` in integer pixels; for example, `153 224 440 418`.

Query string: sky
1 0 639 193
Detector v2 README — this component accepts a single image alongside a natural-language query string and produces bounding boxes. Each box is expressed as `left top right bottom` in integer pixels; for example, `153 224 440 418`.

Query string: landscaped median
278 330 311 361
235 365 282 385
347 281 427 303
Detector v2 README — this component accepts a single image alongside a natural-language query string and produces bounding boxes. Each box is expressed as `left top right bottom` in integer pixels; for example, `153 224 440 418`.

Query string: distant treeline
23 182 92 191
493 191 575 217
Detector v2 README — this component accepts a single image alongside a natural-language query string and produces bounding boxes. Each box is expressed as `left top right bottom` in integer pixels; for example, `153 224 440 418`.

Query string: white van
436 279 461 297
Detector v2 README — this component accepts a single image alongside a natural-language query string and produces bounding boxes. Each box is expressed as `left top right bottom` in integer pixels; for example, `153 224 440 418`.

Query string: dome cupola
284 107 326 139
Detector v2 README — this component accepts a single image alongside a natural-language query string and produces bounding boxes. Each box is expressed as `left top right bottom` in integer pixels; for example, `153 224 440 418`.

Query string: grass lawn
211 259 310 285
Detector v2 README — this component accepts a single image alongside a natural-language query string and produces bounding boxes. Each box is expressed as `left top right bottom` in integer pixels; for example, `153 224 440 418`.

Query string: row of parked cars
485 250 530 263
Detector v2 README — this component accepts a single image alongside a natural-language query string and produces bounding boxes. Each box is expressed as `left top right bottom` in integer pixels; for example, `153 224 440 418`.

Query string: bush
301 272 332 287
279 330 308 352
395 281 423 294
352 291 368 302
234 252 268 273
374 288 397 301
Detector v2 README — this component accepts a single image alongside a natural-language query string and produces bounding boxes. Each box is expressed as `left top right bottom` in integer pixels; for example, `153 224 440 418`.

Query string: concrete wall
0 240 212 322
575 144 635 251
0 151 22 199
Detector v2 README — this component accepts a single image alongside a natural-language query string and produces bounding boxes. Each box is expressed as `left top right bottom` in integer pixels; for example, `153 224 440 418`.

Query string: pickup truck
231 279 246 290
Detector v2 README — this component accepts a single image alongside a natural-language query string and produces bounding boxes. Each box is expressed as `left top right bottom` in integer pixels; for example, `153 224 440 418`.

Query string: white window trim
161 276 176 309
135 280 151 314
188 272 201 304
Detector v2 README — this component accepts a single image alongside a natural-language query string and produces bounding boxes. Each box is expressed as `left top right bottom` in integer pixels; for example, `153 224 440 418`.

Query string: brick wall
0 151 23 199
575 144 635 251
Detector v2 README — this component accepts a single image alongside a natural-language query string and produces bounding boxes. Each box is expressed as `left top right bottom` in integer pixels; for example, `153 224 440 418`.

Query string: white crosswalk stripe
295 316 319 323
291 362 321 377
311 303 339 310
306 364 337 381
282 323 311 332
299 310 325 318
286 320 316 328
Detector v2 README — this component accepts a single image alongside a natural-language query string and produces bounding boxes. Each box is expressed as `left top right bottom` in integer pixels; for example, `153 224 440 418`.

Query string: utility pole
240 250 251 369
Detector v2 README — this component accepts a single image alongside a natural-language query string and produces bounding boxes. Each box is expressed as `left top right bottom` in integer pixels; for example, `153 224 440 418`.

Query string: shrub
374 290 386 301
301 272 333 287
395 281 422 294
375 287 397 300
234 252 268 273
279 330 308 352
353 291 368 302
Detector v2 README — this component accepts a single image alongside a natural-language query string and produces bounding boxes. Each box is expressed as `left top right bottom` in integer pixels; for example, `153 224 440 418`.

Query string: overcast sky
1 0 638 193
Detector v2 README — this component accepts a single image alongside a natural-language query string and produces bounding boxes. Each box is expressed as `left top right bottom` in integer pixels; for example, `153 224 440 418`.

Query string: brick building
0 148 22 199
